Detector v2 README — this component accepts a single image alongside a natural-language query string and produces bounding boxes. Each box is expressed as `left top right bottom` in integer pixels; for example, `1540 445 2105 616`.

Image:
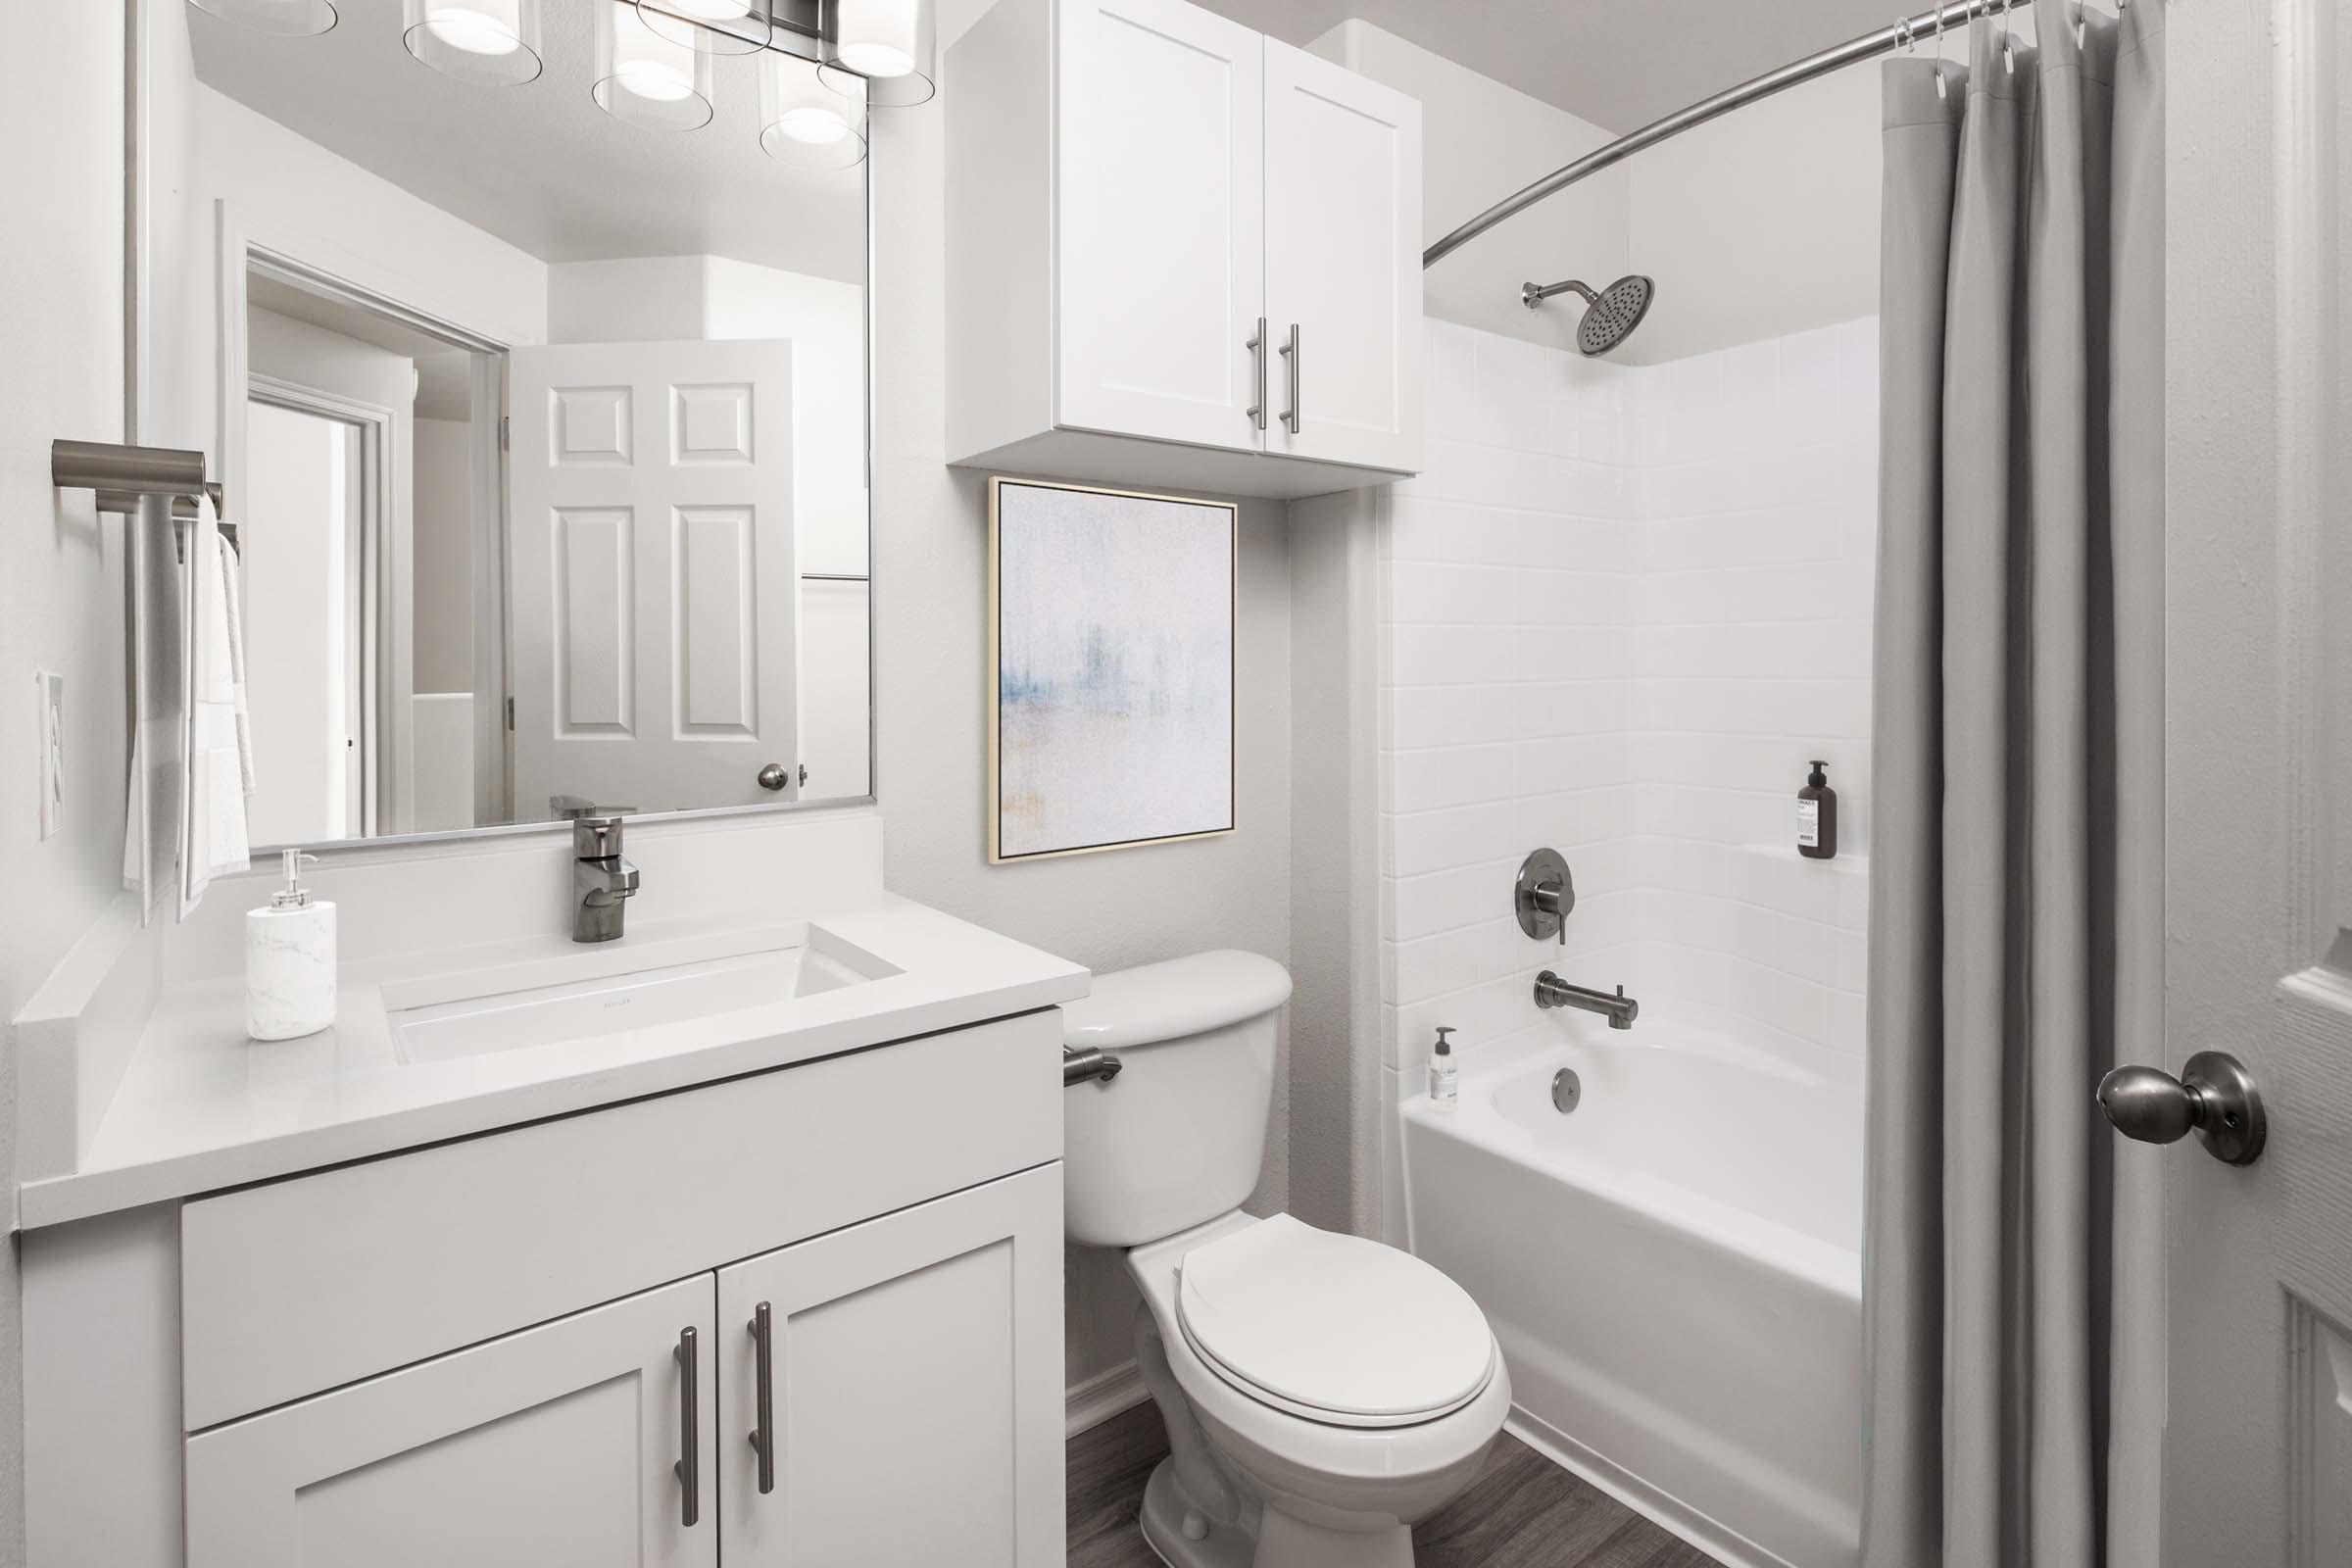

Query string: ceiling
189 0 867 282
1192 0 1915 132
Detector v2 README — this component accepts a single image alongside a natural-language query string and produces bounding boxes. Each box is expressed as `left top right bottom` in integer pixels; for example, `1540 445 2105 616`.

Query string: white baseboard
1502 1407 1796 1568
1066 1359 1152 1439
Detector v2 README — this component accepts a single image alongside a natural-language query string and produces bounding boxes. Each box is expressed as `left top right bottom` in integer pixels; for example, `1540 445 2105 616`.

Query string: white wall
412 416 475 696
1316 20 1887 368
1306 21 1631 357
0 7 127 1557
873 0 1296 1391
242 401 354 846
1623 67 1883 365
1382 317 1877 1106
194 81 548 349
706 258 867 576
545 257 708 344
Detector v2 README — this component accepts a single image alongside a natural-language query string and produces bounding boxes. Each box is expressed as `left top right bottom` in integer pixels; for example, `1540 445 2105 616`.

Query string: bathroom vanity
17 812 1086 1568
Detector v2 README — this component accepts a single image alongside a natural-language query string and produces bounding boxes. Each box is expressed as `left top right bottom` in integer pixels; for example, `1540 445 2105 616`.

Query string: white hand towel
180 494 250 917
218 530 256 800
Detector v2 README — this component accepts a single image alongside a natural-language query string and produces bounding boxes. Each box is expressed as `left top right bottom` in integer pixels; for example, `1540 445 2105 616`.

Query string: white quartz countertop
18 895 1089 1230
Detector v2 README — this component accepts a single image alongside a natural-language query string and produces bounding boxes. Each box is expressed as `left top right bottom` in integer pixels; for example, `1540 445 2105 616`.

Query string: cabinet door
1263 37 1423 472
186 1276 718 1568
1055 0 1265 453
718 1165 1065 1568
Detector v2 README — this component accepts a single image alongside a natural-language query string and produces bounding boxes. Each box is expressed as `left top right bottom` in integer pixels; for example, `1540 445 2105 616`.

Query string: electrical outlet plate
35 669 63 841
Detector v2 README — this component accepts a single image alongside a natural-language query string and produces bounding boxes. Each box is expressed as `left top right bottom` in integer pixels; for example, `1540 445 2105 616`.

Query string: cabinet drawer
182 1011 1061 1429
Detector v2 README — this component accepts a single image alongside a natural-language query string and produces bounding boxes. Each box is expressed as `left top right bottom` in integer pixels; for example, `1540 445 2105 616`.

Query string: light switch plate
35 669 63 841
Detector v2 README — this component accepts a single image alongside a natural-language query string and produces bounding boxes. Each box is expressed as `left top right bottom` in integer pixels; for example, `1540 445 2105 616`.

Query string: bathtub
1399 1016 1863 1568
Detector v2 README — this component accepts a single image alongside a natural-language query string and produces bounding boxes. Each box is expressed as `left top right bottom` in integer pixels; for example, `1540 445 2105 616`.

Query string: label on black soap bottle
1797 799 1821 849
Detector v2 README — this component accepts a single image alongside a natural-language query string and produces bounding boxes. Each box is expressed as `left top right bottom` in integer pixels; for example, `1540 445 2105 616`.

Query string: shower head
1520 273 1656 357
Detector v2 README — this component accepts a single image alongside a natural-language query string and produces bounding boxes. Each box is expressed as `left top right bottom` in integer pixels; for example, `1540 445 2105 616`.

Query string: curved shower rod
1423 0 2058 270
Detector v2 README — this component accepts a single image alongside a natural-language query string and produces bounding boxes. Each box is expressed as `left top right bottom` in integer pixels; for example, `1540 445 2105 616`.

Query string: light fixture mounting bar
637 0 828 63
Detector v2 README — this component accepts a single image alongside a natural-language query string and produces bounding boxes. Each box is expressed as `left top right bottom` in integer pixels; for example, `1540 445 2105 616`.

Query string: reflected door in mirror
508 341 799 819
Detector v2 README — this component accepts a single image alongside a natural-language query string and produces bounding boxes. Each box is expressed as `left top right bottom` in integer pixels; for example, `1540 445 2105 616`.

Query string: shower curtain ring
1895 15 1914 51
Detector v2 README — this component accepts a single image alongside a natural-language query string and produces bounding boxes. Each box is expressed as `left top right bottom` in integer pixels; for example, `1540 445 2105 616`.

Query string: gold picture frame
987 475 1239 863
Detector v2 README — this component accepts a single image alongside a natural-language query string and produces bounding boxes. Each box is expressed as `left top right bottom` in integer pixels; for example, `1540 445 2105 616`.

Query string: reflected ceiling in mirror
183 0 871 852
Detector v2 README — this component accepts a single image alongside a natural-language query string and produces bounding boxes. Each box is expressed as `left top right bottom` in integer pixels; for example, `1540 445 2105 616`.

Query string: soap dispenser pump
1798 760 1838 860
247 849 337 1041
1427 1026 1460 1109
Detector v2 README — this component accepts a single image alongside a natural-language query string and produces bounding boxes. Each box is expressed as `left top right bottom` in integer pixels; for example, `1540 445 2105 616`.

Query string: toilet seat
1174 1214 1496 1429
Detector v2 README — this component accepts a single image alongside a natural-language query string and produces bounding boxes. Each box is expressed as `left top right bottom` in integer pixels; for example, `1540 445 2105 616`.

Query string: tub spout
1534 971 1639 1030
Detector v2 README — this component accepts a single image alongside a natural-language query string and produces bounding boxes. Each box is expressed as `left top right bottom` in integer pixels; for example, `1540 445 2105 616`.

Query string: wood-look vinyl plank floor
1066 1402 1725 1568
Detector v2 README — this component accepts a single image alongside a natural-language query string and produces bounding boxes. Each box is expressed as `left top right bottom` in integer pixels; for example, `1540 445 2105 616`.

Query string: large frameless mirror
169 0 872 851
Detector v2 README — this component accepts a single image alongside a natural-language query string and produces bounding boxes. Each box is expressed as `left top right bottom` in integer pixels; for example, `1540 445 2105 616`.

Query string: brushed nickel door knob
2097 1052 2266 1166
757 763 790 792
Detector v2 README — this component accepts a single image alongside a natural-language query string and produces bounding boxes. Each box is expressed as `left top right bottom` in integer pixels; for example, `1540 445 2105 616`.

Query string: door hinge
505 696 515 731
499 416 510 452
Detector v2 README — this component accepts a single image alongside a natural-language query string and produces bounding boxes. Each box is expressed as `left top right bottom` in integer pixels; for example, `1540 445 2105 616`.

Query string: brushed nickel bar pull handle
1279 322 1301 434
1246 316 1269 430
674 1326 701 1528
749 1302 776 1495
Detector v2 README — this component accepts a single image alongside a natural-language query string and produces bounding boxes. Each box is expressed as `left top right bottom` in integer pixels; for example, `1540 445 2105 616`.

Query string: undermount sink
384 925 900 1065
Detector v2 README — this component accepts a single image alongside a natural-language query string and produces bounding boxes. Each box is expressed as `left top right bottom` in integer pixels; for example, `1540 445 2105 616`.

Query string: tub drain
1551 1068 1583 1114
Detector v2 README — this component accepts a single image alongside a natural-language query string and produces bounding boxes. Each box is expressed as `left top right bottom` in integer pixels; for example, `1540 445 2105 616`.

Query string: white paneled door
185 1276 718 1568
1055 0 1265 453
716 1166 1065 1568
508 340 797 819
2157 2 2352 1564
1262 37 1421 473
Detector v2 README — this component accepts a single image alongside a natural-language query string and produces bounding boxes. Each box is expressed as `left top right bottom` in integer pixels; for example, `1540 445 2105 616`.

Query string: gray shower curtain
1862 4 2165 1565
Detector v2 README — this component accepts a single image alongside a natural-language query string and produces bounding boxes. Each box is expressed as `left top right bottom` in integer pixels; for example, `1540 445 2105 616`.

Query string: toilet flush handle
1064 1046 1123 1087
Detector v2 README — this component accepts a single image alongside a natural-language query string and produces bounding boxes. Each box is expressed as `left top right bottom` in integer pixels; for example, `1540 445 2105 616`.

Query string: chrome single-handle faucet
572 813 640 943
1534 971 1640 1030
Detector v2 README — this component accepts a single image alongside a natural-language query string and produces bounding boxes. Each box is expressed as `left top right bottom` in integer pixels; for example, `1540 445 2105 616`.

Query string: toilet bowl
1062 952 1509 1568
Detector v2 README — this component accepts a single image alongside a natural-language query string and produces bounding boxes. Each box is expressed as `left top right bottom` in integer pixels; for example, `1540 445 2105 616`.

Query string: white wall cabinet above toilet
947 0 1423 500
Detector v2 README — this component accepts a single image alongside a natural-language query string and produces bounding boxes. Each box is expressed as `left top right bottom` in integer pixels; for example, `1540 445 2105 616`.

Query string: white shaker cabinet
185 1276 720 1568
947 0 1422 500
1262 38 1423 472
25 1010 1070 1568
1052 0 1265 456
718 1167 1064 1568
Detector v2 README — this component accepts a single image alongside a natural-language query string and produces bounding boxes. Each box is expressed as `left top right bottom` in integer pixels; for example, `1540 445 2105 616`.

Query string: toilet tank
1060 951 1293 1249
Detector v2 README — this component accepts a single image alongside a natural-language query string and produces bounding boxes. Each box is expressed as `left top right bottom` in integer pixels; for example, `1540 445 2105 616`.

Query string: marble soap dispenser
247 849 336 1041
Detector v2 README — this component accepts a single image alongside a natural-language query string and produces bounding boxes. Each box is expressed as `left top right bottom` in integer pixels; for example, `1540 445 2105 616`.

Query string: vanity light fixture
635 0 773 56
402 0 544 86
188 0 340 35
595 0 716 131
760 52 864 169
818 0 934 107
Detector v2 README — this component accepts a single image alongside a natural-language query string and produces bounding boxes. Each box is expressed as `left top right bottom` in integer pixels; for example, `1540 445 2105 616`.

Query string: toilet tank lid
1061 951 1293 1050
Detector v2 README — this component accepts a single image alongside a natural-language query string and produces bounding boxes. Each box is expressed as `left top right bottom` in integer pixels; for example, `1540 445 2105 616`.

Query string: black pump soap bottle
1797 760 1838 860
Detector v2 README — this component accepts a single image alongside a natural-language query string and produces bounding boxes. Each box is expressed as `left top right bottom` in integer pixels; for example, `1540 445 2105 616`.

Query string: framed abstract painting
988 476 1237 863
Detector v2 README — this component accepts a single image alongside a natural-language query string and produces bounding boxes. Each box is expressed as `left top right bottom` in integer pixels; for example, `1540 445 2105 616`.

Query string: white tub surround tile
1383 318 1878 1073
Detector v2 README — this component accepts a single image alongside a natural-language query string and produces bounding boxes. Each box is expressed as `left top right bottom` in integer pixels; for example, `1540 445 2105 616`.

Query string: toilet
1063 951 1510 1568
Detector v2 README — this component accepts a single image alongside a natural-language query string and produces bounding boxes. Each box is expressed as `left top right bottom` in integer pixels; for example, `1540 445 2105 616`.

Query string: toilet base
1139 1459 1252 1568
1139 1458 1415 1568
1253 1505 1413 1568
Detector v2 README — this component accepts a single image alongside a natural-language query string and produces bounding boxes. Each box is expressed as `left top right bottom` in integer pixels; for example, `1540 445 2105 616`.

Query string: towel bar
52 439 235 550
